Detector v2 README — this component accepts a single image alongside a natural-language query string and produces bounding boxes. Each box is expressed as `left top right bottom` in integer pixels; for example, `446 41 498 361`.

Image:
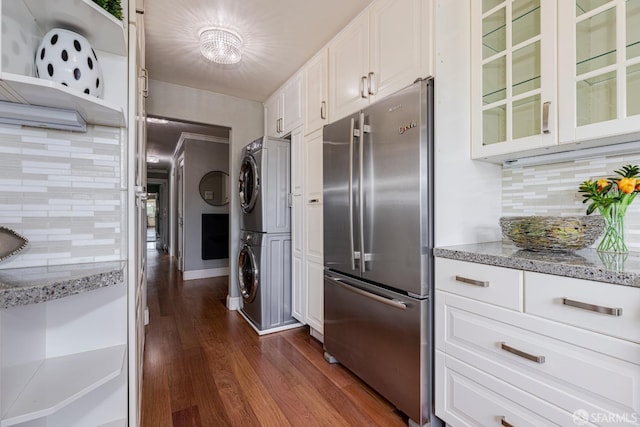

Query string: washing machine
238 136 290 233
237 230 297 333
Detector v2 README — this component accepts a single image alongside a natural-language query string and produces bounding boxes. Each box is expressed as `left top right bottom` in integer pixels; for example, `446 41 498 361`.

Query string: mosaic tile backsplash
0 125 123 268
503 152 640 252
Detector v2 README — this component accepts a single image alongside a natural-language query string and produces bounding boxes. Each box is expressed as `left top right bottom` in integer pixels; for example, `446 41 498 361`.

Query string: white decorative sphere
34 28 104 98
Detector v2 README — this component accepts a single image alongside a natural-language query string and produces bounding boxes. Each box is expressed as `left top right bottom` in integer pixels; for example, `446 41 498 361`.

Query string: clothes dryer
237 230 297 333
238 136 290 233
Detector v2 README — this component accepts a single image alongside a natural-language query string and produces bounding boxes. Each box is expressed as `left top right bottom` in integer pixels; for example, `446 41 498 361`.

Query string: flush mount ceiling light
199 27 243 64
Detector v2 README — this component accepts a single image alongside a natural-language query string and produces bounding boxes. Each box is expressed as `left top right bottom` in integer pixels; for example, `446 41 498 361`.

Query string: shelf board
0 72 126 128
21 0 126 56
1 344 126 427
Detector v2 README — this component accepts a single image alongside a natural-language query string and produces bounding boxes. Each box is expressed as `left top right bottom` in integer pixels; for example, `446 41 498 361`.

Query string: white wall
146 79 264 308
433 0 502 246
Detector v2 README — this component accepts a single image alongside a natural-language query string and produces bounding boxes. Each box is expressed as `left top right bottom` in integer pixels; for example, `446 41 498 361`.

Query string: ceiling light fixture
146 155 160 163
199 27 243 65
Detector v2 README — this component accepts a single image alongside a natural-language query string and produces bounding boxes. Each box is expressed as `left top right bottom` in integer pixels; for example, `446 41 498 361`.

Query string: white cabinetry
0 0 127 127
472 0 640 162
265 71 303 137
558 0 640 145
328 0 431 121
435 258 640 427
290 127 306 322
304 49 329 135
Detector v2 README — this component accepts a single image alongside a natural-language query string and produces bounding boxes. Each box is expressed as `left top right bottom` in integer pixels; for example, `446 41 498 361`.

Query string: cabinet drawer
436 351 578 427
438 292 640 419
436 258 523 311
525 272 640 343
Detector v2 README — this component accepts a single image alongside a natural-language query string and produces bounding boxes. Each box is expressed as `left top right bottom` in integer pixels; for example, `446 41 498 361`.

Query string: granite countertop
0 261 126 309
434 241 640 288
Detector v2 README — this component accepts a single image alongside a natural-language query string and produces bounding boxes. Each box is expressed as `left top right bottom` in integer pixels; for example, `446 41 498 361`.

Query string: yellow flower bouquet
579 165 640 253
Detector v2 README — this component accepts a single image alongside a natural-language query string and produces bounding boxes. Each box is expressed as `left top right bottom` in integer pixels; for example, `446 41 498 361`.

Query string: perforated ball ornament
35 28 104 98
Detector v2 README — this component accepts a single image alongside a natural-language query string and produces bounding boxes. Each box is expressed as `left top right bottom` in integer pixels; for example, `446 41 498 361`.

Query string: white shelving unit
0 0 127 127
1 345 126 427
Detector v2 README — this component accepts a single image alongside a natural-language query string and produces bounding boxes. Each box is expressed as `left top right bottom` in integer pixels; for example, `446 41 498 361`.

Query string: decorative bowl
499 215 604 252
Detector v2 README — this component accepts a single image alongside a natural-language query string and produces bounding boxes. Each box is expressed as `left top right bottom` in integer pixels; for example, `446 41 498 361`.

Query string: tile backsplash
502 153 640 252
0 125 123 269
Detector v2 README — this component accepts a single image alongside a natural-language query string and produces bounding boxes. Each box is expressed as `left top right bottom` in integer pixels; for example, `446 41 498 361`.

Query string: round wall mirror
199 171 230 206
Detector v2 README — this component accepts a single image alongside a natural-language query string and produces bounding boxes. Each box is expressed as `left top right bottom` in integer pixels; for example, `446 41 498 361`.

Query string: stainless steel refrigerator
323 78 434 426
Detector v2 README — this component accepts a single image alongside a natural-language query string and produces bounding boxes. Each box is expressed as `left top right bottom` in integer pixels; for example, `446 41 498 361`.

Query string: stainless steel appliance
323 78 434 426
238 136 291 234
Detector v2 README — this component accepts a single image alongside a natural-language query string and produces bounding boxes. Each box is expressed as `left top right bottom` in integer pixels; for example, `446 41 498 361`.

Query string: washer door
238 244 259 303
239 155 259 213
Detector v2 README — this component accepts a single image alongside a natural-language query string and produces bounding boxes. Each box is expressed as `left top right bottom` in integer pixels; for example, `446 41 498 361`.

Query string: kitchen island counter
434 242 640 288
0 261 125 309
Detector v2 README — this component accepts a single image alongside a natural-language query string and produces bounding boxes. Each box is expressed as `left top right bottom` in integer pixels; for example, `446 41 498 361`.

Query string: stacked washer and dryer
237 136 299 334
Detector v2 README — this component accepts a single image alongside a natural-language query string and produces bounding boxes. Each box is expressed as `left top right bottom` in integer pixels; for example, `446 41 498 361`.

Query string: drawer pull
562 298 622 316
500 342 545 364
455 275 489 287
500 417 515 427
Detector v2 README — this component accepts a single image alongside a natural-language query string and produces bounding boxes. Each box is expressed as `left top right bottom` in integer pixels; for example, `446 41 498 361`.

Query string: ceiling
143 0 374 171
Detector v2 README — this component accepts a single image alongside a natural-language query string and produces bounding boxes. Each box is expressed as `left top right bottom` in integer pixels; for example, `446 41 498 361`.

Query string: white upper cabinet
0 0 127 127
265 71 303 137
558 0 640 145
329 0 432 122
304 49 329 135
471 0 557 160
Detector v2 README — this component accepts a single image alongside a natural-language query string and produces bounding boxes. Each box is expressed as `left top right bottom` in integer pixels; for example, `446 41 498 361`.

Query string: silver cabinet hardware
500 342 545 364
542 101 551 134
140 68 149 98
367 72 376 95
320 101 327 120
500 416 514 427
309 198 320 204
360 76 368 99
562 298 622 316
455 275 489 287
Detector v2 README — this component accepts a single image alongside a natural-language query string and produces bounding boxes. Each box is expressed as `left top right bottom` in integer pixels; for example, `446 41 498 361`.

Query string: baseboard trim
183 267 229 281
226 295 242 311
237 309 303 336
309 327 324 343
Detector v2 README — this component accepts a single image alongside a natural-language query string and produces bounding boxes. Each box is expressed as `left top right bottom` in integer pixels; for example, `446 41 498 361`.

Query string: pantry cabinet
303 49 329 135
434 258 640 427
265 71 303 137
328 0 431 121
290 126 306 322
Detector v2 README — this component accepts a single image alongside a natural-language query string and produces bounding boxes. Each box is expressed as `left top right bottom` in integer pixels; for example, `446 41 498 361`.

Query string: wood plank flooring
141 249 408 426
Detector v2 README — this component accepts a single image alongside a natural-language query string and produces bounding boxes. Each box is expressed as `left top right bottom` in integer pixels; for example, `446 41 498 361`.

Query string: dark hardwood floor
141 248 408 426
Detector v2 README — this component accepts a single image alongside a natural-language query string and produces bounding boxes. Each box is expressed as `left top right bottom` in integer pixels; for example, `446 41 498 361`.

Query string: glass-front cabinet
559 0 640 143
471 0 557 159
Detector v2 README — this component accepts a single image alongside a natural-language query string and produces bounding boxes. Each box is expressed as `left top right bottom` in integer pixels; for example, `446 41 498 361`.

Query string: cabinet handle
320 101 327 120
500 342 545 364
367 72 376 95
455 275 489 287
562 298 622 316
140 68 149 98
360 76 368 99
500 416 515 427
542 101 551 134
308 198 320 204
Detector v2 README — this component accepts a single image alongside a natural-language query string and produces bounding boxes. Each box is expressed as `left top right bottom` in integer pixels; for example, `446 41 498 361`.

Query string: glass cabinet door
559 0 640 142
472 0 557 159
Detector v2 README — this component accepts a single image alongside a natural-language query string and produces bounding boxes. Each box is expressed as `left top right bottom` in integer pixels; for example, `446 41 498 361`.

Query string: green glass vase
597 203 628 253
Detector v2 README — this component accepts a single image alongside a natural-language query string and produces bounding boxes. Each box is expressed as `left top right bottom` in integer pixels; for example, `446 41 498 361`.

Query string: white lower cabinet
435 258 640 427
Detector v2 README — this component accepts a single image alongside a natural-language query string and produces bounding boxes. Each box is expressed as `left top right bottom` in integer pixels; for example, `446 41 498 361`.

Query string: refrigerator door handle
328 277 407 310
358 111 366 274
349 117 356 271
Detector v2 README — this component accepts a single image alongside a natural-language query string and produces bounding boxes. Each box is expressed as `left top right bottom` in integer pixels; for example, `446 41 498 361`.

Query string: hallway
140 249 407 426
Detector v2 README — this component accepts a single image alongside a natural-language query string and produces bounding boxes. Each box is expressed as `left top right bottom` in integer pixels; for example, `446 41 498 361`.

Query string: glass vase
597 203 627 253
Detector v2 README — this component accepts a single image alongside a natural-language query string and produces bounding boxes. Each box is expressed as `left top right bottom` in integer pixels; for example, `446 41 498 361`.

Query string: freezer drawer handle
455 275 489 287
500 416 515 427
500 342 545 364
330 277 407 310
562 298 622 316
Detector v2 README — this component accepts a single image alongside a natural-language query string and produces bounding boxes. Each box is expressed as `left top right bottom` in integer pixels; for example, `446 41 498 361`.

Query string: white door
177 157 185 271
304 49 329 134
